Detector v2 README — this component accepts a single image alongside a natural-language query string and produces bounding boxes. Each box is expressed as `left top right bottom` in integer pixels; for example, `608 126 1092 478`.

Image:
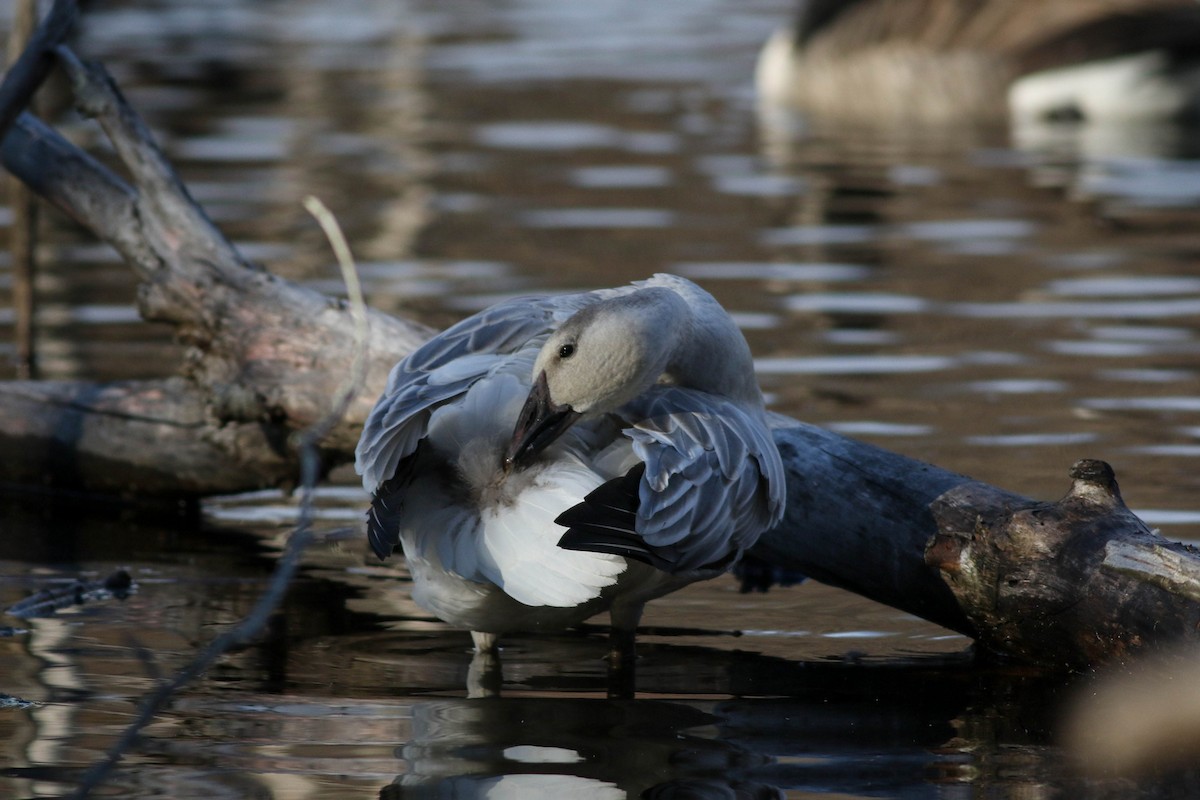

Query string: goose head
505 289 686 470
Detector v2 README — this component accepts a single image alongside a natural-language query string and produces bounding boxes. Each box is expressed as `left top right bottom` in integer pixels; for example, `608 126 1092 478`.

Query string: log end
928 460 1200 668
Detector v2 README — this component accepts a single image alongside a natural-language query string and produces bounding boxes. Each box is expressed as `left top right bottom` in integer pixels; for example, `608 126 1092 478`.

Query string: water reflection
475 121 681 154
569 165 674 189
518 208 679 228
388 670 926 798
376 661 1200 799
391 698 735 798
2 476 1199 797
754 354 954 375
676 262 869 283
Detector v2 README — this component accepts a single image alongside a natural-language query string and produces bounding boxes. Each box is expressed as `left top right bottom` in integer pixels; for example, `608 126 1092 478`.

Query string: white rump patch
1010 51 1192 122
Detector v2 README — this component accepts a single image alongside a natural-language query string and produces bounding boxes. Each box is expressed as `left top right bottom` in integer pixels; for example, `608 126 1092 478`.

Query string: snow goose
757 0 1200 124
355 274 785 675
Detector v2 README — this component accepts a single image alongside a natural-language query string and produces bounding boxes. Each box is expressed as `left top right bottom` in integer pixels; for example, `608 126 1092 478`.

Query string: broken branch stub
927 459 1200 668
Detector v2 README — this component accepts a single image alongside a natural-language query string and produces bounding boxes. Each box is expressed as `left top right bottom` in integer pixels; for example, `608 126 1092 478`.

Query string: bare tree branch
0 0 80 141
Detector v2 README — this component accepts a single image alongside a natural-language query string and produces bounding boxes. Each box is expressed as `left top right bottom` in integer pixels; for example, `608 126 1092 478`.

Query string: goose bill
505 371 581 470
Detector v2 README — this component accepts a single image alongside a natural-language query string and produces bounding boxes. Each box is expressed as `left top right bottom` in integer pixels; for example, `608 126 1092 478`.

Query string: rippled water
4 0 1200 797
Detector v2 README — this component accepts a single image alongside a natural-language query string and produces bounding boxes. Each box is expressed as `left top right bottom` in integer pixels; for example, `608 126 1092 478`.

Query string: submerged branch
69 460 319 799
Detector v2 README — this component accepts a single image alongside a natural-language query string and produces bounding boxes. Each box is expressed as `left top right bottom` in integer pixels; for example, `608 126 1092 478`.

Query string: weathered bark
928 459 1200 668
0 379 296 496
755 421 1200 668
1 6 1199 669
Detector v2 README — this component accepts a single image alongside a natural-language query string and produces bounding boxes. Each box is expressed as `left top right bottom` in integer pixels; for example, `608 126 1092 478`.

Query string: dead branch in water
1 4 1199 671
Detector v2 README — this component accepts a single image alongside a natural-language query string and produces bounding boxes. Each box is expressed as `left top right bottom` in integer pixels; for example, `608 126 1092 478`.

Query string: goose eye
558 343 576 359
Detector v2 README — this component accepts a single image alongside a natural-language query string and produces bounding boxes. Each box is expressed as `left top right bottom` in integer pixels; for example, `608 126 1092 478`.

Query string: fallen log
2 7 1199 669
753 421 1200 669
0 378 296 497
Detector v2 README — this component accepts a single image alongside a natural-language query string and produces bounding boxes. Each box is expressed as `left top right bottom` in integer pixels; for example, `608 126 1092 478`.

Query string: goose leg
471 630 499 653
607 601 644 699
467 630 502 698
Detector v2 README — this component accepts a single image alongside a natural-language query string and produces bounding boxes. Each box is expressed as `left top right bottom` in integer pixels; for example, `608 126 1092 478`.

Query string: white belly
404 546 699 635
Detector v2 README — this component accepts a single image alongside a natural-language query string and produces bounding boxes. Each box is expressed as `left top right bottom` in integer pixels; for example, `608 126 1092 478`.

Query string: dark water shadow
4 504 1199 798
267 619 1200 799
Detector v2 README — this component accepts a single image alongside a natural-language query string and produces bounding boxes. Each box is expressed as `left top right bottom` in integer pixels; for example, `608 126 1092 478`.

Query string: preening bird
756 0 1200 124
355 274 785 676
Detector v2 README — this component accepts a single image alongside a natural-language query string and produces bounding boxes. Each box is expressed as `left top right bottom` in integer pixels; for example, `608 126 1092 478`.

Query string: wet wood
927 459 1200 668
756 423 1200 667
2 10 1200 670
4 568 132 619
753 416 979 636
0 378 298 496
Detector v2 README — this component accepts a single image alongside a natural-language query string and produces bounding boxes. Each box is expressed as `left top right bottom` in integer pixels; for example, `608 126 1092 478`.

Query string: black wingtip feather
555 462 643 529
558 528 674 571
557 463 685 571
556 461 743 575
367 494 401 560
367 468 412 561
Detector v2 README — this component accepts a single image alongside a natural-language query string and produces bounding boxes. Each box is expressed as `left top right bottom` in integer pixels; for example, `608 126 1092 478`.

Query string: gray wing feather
621 387 786 571
355 290 606 492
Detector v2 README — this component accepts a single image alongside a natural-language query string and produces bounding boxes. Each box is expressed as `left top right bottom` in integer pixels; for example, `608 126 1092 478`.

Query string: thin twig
70 200 369 799
301 194 371 439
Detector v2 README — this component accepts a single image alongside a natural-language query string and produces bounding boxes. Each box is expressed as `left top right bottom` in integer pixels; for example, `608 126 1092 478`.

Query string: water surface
3 0 1200 797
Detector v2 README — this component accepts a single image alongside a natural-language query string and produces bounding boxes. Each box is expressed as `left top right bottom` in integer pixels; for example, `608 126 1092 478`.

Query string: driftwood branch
0 378 295 496
1 13 1199 669
0 28 427 494
929 459 1200 668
